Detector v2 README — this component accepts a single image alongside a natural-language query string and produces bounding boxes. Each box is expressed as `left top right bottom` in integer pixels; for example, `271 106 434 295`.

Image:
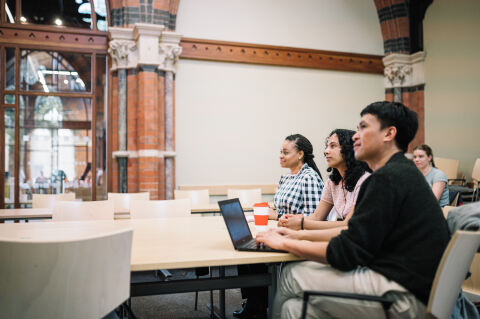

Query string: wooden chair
442 206 455 219
32 193 76 209
130 199 191 219
450 159 480 202
300 230 480 319
0 228 133 319
435 157 460 182
463 253 480 303
108 192 150 213
227 188 262 207
174 189 210 207
52 200 114 221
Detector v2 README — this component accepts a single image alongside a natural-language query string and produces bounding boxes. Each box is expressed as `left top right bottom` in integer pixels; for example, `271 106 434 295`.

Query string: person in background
278 129 370 230
234 134 324 319
413 144 450 207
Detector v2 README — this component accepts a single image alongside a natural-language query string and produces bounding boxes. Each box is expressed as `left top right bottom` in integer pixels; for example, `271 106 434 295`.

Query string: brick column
108 28 137 192
383 52 425 151
374 0 432 151
108 23 181 199
158 31 182 199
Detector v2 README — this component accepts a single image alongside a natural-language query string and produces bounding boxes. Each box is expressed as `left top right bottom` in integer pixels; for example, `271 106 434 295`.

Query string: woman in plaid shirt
234 134 324 319
270 134 325 219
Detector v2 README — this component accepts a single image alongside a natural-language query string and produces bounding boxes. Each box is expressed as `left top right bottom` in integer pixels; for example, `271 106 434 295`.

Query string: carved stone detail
159 44 182 72
384 65 412 86
158 32 183 73
108 40 136 69
382 52 425 88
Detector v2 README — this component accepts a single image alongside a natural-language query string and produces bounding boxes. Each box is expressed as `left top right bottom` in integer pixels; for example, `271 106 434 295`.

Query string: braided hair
326 129 370 192
285 134 322 180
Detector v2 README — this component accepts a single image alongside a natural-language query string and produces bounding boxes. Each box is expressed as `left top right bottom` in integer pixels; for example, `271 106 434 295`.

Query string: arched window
1 0 108 207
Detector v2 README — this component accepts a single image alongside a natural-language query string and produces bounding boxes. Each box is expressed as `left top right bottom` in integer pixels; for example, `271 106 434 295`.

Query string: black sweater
327 152 450 305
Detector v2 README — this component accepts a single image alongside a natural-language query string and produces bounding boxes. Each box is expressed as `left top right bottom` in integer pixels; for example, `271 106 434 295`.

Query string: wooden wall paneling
180 38 384 74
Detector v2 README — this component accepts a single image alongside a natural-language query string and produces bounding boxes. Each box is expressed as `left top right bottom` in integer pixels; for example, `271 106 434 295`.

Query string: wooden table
0 208 52 222
191 202 273 214
0 208 132 222
0 202 271 221
0 217 299 317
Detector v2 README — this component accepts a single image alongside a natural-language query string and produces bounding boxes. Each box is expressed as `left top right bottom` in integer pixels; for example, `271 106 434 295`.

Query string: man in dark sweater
256 101 450 318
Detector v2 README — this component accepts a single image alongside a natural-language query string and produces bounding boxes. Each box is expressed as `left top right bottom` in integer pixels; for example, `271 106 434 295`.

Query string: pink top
320 172 370 219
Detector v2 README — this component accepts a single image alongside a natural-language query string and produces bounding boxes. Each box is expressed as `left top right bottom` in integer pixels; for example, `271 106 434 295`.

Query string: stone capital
108 39 137 70
158 31 183 73
108 27 137 70
383 51 426 88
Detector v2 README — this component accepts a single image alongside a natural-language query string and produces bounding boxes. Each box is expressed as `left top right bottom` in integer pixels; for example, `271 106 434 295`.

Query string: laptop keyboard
244 240 269 250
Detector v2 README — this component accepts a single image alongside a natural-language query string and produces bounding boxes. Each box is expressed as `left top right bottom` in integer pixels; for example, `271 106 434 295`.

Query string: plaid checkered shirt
273 163 324 218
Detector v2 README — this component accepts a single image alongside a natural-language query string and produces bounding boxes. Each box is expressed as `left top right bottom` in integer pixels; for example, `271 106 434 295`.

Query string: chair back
130 199 191 219
227 188 262 207
0 228 133 319
52 200 114 221
174 189 210 207
427 230 480 319
435 157 459 180
442 206 455 219
32 193 76 209
108 192 150 213
472 159 480 183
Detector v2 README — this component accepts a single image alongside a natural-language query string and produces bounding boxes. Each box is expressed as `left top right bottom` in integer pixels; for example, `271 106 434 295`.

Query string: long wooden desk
0 208 132 222
0 202 272 221
0 217 299 317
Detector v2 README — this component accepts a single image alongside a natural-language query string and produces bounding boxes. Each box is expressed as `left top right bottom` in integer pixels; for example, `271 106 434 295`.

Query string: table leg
267 263 279 319
219 266 225 318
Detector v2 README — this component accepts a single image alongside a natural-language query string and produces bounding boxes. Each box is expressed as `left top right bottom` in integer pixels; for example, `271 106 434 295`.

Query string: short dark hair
360 101 418 153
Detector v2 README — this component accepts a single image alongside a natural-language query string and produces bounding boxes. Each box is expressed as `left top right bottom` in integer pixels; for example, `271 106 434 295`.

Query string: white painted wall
424 0 480 178
175 0 384 186
176 0 384 55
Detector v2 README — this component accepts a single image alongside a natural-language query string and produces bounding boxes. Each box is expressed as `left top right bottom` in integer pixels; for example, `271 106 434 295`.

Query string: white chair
227 188 262 208
174 189 210 207
108 192 150 213
300 230 480 319
32 193 76 209
0 228 133 319
52 200 114 221
130 198 191 219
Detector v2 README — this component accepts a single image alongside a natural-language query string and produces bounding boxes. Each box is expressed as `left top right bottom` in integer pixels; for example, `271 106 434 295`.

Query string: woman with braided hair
234 134 323 319
278 129 371 230
269 134 324 220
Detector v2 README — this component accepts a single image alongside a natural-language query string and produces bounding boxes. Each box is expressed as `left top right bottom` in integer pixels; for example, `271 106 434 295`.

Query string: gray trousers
272 261 427 319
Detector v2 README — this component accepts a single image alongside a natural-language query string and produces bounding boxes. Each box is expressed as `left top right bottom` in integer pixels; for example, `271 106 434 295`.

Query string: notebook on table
218 198 286 253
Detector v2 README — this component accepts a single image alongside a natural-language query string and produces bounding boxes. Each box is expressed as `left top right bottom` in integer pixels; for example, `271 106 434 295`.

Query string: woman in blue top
413 144 450 207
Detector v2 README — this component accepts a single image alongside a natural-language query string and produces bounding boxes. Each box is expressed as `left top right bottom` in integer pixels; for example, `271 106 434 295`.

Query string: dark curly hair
326 129 371 192
285 134 322 180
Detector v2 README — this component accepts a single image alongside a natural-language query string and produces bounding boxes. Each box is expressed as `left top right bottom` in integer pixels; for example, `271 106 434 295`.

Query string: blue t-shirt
425 167 450 207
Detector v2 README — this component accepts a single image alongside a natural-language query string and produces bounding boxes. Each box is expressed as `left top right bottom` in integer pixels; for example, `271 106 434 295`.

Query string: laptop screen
218 199 253 246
